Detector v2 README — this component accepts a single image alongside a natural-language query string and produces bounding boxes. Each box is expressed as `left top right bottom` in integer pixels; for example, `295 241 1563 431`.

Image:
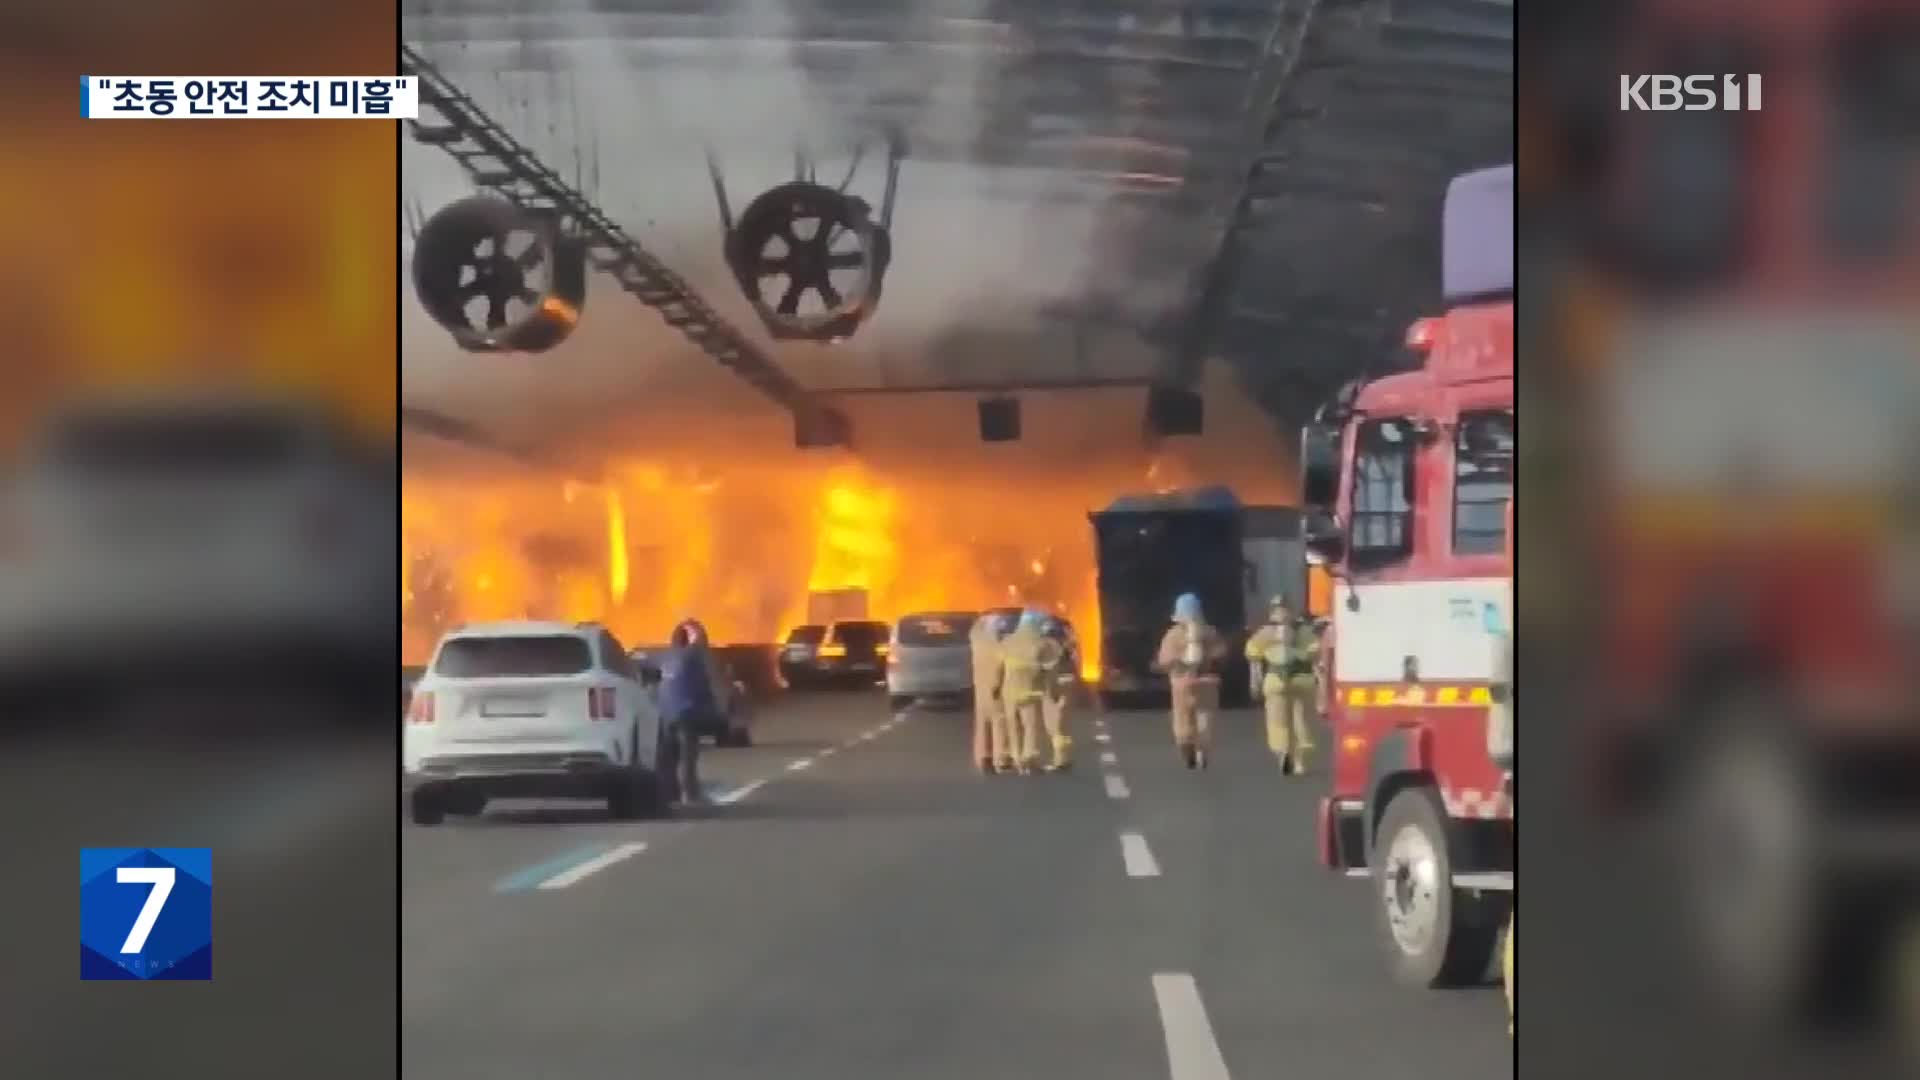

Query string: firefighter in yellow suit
999 608 1062 774
1504 910 1514 1038
1155 593 1228 769
1245 596 1320 775
1038 614 1076 772
969 611 1014 773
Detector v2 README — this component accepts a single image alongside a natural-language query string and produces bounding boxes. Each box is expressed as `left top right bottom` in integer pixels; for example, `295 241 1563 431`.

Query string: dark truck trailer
1090 487 1259 710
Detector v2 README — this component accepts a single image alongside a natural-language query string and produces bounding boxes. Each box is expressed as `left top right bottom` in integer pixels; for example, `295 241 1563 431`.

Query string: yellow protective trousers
1041 687 1073 767
1504 910 1514 1038
1263 676 1318 771
972 683 1009 766
1169 675 1218 750
1006 692 1045 767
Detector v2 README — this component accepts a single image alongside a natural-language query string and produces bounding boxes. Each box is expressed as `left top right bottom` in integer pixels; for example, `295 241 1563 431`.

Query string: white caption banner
84 76 420 119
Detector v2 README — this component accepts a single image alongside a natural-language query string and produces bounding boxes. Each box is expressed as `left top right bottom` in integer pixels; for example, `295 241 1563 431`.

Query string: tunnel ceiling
404 0 1511 432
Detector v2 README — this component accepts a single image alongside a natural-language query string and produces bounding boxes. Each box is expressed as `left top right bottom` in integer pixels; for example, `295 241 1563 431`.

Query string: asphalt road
403 690 1512 1080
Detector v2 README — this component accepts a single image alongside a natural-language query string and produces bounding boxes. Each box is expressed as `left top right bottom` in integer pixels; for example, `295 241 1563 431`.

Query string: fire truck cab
1301 164 1515 987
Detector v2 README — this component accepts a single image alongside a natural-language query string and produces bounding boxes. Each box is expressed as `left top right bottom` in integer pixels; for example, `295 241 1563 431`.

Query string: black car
777 624 829 688
807 619 891 688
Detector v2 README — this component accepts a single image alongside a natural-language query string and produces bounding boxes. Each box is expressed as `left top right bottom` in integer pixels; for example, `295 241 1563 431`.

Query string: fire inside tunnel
401 399 1299 676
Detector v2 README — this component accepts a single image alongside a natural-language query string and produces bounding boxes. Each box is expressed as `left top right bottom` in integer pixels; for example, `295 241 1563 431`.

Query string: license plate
480 697 544 718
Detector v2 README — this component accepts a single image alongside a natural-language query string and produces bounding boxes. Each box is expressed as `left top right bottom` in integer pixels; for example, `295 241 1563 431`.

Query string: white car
403 621 668 825
885 612 978 711
0 392 391 696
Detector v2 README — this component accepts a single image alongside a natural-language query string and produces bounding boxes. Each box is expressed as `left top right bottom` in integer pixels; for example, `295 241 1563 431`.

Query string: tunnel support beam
1167 0 1327 388
400 44 850 447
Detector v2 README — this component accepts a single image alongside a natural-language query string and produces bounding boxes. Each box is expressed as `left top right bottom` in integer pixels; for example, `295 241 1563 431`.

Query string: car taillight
588 687 617 720
819 643 847 658
407 691 435 724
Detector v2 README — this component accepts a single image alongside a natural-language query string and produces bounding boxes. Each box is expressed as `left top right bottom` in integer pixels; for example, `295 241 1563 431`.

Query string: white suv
403 621 667 825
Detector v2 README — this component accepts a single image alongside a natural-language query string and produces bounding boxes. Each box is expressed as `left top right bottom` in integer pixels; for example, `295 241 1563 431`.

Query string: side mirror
1300 424 1341 510
1303 511 1346 564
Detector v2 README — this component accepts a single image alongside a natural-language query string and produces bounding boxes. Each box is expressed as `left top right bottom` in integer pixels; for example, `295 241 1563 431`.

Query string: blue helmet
1019 607 1047 630
1173 593 1203 621
994 611 1020 635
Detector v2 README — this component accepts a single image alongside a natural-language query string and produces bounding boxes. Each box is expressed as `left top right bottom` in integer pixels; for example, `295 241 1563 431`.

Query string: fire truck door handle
1402 655 1419 682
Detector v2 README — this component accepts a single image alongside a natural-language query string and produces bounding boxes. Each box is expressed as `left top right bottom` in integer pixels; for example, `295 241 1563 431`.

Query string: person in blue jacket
658 619 715 804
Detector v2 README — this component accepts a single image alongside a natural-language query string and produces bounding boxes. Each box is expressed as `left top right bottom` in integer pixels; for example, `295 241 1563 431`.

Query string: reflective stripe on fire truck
1342 684 1494 707
1444 787 1513 820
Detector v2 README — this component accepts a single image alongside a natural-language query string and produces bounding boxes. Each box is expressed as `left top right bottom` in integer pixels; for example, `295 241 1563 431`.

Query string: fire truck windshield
1456 411 1515 557
1824 18 1920 262
1351 419 1415 563
1630 104 1748 288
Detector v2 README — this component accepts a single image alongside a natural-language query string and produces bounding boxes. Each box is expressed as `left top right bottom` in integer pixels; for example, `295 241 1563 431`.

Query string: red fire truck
1561 0 1920 1025
1299 163 1515 987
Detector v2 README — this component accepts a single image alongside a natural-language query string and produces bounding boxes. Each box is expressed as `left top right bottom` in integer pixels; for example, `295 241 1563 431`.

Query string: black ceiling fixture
400 44 850 448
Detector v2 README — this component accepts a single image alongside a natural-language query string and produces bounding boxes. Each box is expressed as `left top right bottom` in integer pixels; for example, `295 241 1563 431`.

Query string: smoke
400 2 1302 661
402 0 1139 405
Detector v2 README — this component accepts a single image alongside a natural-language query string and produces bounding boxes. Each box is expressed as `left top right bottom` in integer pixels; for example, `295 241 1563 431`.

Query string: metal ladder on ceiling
398 44 848 445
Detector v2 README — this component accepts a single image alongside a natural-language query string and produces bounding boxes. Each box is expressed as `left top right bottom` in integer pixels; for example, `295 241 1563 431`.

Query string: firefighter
1245 595 1320 775
1155 592 1227 769
1504 910 1514 1038
968 611 1013 773
1038 613 1076 772
999 608 1060 774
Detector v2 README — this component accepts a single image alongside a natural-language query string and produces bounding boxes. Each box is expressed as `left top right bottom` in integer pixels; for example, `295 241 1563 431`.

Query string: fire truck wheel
1669 710 1830 1023
1373 786 1500 988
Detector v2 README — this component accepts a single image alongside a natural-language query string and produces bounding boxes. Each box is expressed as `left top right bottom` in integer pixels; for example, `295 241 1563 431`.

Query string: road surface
403 690 1512 1079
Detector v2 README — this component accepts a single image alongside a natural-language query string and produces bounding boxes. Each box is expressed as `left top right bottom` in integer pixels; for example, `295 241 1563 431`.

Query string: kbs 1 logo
80 848 212 980
1619 74 1764 111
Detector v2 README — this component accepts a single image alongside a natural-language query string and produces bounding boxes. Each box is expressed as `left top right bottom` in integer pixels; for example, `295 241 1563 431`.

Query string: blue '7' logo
80 848 212 980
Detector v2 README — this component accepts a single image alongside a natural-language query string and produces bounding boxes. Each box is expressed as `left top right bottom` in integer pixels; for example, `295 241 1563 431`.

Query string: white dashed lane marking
1119 831 1161 878
1095 732 1113 744
674 709 915 818
1100 750 1118 765
1152 974 1233 1080
536 842 647 890
713 780 763 805
1104 774 1131 800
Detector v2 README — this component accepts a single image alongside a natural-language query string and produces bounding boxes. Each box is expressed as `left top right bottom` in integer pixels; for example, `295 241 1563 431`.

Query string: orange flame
401 460 1110 678
401 384 1300 681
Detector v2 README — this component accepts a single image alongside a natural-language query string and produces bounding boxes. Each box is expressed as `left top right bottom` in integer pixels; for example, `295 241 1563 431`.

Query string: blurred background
0 3 397 1077
1522 0 1919 1076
